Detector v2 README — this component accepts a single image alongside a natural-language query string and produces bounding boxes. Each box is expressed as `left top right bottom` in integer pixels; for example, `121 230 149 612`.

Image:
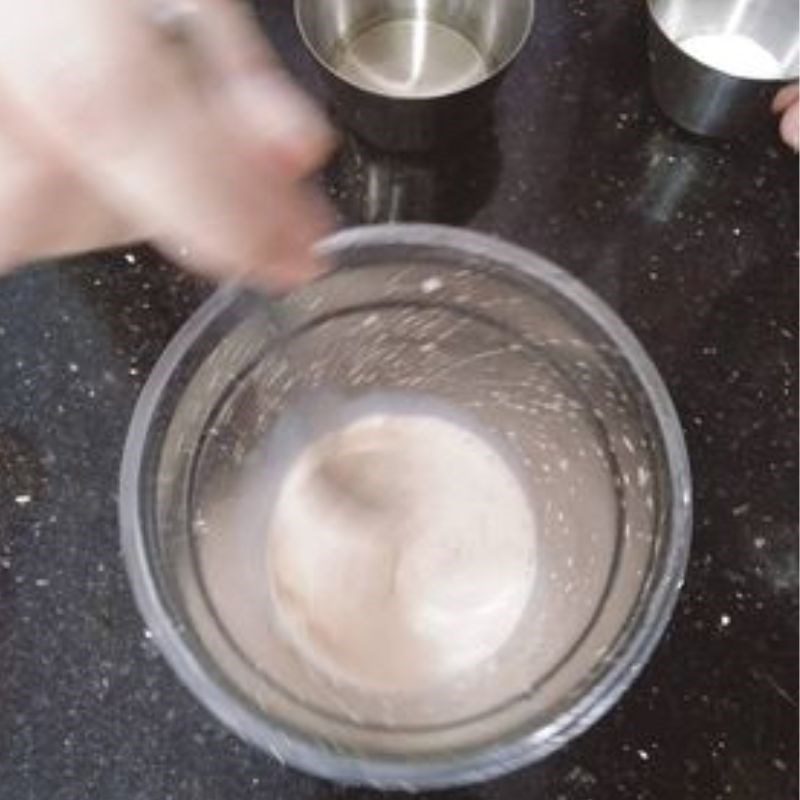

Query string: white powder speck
124 253 137 264
621 435 635 453
638 749 650 761
14 494 31 505
421 277 444 294
720 614 731 627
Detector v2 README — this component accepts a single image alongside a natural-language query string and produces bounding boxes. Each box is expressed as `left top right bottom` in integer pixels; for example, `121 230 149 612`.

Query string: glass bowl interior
121 224 691 788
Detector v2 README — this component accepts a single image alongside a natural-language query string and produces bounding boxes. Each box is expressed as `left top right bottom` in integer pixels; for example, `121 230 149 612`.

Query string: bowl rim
119 223 692 789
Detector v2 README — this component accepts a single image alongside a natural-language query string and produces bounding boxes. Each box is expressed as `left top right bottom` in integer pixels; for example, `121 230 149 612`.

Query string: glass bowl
120 224 691 789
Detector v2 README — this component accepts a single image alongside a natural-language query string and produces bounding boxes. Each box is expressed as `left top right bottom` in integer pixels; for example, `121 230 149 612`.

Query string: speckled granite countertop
0 2 797 799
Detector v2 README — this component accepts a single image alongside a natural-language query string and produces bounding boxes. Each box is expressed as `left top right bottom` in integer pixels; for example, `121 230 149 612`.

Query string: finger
0 95 324 284
0 167 139 269
780 102 799 151
0 96 137 271
772 83 799 114
168 178 333 290
183 0 334 175
0 0 331 288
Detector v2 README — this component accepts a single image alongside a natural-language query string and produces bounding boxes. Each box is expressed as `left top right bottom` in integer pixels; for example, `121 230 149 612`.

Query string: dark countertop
0 2 797 799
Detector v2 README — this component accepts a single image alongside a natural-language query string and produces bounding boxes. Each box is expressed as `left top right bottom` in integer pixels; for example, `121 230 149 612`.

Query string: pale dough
265 410 537 693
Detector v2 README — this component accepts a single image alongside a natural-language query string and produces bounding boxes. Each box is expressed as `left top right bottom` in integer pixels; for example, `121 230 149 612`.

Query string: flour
265 409 536 692
679 33 782 79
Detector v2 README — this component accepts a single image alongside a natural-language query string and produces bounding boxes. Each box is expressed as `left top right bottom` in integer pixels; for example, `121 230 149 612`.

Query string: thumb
172 0 334 175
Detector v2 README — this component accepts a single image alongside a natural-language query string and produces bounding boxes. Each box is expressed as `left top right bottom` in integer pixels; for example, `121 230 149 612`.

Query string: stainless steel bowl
120 224 692 789
295 0 535 150
647 0 799 138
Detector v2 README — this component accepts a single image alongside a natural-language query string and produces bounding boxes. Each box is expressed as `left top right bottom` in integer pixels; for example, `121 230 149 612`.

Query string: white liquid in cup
679 33 782 80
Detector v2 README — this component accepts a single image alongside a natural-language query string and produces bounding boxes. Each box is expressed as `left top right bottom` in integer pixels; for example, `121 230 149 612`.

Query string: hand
773 83 799 152
0 0 334 289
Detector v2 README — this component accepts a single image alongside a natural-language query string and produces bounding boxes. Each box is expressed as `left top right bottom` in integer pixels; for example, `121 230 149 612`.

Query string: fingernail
781 108 800 151
249 256 328 293
773 84 800 114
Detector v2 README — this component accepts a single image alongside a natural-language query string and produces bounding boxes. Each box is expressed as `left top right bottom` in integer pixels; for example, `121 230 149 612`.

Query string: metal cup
295 0 534 151
647 0 799 139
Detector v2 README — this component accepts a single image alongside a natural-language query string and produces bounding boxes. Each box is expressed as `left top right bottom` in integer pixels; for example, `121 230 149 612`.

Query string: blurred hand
773 83 799 152
0 0 334 289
